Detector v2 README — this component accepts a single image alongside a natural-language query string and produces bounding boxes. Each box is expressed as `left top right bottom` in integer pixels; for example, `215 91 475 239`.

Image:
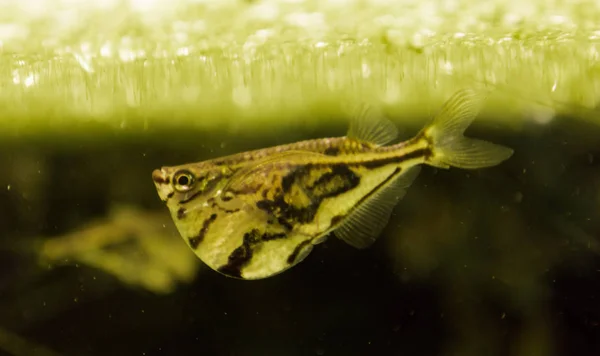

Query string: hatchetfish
152 88 514 280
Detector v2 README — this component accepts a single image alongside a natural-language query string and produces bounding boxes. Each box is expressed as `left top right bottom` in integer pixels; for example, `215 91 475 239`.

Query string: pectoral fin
333 166 421 249
224 150 327 193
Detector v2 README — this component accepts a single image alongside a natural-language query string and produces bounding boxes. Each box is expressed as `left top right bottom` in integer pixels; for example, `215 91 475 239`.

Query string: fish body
152 89 514 280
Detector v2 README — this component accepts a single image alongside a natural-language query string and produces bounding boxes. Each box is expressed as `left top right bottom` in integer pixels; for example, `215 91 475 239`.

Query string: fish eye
173 170 196 192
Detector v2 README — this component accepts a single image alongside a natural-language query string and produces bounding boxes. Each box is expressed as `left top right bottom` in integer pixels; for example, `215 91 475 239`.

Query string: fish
152 88 514 280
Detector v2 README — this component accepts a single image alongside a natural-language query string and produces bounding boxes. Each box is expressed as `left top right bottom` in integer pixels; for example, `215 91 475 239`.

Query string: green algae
0 0 599 137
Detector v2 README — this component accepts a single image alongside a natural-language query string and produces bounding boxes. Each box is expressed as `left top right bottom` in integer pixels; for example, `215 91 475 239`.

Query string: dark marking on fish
260 144 429 176
308 165 360 199
281 165 308 193
324 147 340 156
256 199 277 213
257 197 314 224
188 213 218 249
330 214 345 227
206 197 241 214
359 148 430 169
287 240 312 264
152 170 169 184
167 192 174 199
177 207 187 220
308 166 342 190
221 194 233 202
350 167 403 216
218 244 252 278
278 217 294 231
226 208 241 213
261 232 287 241
256 164 361 226
218 229 288 278
179 190 204 204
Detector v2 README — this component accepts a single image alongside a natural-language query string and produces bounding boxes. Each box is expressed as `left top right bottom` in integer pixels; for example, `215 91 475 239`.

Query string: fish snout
152 168 169 185
152 168 173 201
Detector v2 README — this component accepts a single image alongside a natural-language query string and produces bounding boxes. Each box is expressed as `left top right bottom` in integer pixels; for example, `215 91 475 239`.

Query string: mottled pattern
214 162 368 277
255 164 361 225
210 148 430 278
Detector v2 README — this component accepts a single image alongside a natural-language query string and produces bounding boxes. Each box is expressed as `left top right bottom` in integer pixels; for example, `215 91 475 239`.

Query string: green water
1 104 599 356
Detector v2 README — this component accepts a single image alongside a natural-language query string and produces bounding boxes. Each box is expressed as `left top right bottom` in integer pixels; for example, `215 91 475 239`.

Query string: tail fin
421 88 514 169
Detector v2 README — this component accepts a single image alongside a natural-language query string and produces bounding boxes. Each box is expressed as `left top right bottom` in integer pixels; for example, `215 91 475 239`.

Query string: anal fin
333 166 421 249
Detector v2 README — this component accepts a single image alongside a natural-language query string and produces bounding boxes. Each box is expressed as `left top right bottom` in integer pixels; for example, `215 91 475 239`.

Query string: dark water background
0 110 599 356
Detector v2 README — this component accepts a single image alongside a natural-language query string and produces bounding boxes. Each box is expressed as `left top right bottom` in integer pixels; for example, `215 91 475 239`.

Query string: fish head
152 162 280 280
152 163 232 209
152 162 242 272
151 160 313 280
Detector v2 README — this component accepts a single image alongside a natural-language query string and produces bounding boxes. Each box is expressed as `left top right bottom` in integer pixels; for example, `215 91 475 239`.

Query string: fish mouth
152 168 173 202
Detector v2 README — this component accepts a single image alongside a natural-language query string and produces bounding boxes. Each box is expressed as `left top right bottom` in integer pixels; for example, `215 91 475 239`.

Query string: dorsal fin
333 166 421 249
346 102 399 146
